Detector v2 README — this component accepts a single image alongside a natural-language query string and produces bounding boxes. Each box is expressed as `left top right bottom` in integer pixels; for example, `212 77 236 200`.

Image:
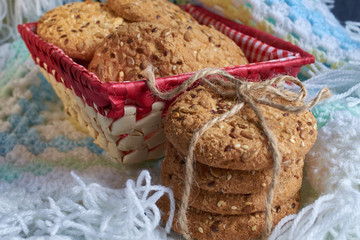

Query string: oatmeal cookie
164 84 318 170
88 22 248 82
37 1 124 61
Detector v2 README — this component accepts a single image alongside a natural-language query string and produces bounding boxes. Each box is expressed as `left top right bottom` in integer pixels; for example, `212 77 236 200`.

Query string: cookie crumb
217 200 225 207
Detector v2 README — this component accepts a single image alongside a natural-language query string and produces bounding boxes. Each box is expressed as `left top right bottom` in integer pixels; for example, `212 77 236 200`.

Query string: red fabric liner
18 4 314 121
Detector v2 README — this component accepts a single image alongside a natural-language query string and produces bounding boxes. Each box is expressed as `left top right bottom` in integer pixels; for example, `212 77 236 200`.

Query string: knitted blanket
0 0 360 239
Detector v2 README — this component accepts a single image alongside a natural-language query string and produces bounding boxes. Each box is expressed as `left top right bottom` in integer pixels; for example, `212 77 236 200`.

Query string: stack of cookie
159 84 318 239
37 0 249 83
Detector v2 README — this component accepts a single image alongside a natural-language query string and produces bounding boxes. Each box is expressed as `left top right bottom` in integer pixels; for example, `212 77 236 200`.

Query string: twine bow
143 66 331 239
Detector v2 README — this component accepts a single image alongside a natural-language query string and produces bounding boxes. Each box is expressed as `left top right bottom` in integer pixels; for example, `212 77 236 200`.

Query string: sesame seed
120 41 124 46
245 202 252 206
242 145 249 149
234 144 241 148
280 122 284 126
198 227 204 233
227 174 232 180
172 65 177 71
231 206 237 210
261 183 266 187
217 200 225 207
137 33 141 39
252 225 257 231
208 216 212 220
290 138 296 143
301 141 305 147
243 115 247 120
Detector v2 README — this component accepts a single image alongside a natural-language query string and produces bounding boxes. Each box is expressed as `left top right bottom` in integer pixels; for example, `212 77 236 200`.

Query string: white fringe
0 170 175 240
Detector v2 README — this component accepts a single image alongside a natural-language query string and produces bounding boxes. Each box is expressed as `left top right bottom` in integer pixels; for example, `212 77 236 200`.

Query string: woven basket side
39 66 165 164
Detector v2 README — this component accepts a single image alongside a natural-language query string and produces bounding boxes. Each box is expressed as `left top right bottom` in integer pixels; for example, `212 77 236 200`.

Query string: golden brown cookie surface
158 193 300 240
37 1 124 61
164 85 318 170
107 0 195 27
163 141 304 194
88 22 248 82
162 157 303 215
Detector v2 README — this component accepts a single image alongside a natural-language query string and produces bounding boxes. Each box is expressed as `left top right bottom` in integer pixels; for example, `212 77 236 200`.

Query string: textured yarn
0 170 175 240
305 64 360 128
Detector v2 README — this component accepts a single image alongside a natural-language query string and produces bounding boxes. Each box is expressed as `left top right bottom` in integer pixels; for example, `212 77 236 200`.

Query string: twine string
143 66 331 239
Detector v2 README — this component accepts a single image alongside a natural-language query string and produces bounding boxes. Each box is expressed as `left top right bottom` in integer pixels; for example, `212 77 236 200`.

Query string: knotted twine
143 66 331 239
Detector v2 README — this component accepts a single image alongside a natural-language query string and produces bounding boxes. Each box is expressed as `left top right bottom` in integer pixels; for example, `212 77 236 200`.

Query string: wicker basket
18 4 314 164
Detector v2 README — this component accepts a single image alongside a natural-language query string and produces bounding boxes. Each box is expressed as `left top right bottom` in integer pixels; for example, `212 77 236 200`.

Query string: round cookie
37 1 125 61
161 158 303 215
107 0 196 27
88 22 248 82
158 193 300 240
163 141 304 194
164 84 318 170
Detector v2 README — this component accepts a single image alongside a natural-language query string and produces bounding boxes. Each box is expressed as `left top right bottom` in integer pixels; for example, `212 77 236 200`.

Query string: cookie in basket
88 22 248 82
165 85 318 170
161 157 303 215
107 0 196 27
163 141 304 194
158 192 300 240
37 1 125 61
